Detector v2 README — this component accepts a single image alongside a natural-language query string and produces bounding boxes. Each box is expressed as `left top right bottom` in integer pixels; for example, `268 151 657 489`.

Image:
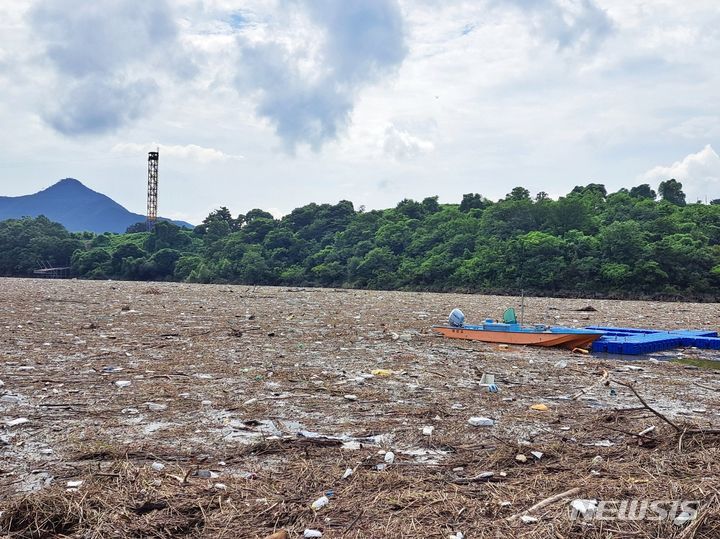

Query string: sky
1 0 719 225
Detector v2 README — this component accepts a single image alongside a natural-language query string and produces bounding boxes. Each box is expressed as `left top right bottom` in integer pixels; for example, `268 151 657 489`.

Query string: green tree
151 248 182 279
395 199 426 220
599 220 648 266
174 255 204 281
145 221 190 252
111 243 147 275
459 193 491 212
629 184 656 200
126 222 148 233
506 186 531 201
658 179 686 206
194 207 243 236
71 248 111 278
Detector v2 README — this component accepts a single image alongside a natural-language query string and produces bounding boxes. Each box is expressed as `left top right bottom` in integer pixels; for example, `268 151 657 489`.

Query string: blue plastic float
587 326 720 355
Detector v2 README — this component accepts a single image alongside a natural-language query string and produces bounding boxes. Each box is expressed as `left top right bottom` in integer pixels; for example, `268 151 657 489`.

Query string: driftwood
507 487 582 522
610 379 681 432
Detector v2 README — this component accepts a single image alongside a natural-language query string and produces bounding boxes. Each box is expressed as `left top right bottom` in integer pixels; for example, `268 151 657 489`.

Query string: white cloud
383 124 434 159
266 207 285 219
112 143 243 163
641 145 720 202
234 0 408 152
2 0 720 220
669 117 720 140
28 0 198 135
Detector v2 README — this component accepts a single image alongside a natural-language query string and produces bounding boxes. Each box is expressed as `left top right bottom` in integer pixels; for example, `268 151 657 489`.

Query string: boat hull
433 326 602 349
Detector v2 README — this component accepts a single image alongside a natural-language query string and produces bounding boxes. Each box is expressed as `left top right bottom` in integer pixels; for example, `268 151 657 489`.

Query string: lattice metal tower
146 150 159 230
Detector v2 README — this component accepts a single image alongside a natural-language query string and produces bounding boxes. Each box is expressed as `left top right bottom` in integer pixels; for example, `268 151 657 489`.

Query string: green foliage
459 193 491 212
658 179 687 206
71 248 111 278
194 207 243 237
111 242 147 275
145 221 191 252
629 184 656 200
125 222 148 233
0 216 82 275
2 182 720 299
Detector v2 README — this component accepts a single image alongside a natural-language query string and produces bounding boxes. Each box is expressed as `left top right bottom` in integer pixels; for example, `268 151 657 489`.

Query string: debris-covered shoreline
1 278 719 538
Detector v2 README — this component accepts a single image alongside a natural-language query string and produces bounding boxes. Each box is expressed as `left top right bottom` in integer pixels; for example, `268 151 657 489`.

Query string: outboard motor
448 308 465 327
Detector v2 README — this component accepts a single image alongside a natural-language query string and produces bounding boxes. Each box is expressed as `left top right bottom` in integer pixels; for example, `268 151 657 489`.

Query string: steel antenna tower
146 150 159 230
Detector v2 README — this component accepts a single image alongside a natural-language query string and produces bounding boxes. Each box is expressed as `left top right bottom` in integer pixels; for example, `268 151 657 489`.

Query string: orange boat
433 309 603 349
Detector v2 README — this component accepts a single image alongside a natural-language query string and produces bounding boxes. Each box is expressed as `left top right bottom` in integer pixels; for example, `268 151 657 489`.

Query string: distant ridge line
0 178 193 233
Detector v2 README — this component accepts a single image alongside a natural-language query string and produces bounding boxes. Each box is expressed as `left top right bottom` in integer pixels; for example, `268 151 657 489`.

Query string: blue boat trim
463 322 604 336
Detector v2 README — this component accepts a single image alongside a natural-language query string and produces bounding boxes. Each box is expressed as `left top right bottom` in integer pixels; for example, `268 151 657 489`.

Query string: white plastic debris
341 468 353 480
468 417 494 427
0 379 4 388
304 530 323 538
520 515 538 524
311 495 329 510
66 480 83 488
344 394 358 401
592 439 615 447
213 483 227 490
591 455 603 465
384 451 395 464
571 499 598 516
342 441 361 450
479 373 495 385
146 402 167 412
243 398 257 405
151 462 165 471
422 426 434 436
114 380 131 388
530 451 543 460
515 454 527 463
0 395 21 403
448 533 464 539
554 360 567 369
197 470 219 479
674 511 693 526
5 418 29 427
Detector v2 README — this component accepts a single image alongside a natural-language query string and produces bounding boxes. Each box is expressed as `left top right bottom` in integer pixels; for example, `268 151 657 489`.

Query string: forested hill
1 180 720 300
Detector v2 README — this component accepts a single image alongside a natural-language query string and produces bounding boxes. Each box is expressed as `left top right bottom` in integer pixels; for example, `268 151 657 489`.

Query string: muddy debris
1 278 719 538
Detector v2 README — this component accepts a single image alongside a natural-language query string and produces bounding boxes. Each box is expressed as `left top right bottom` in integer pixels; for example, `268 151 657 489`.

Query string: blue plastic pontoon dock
587 326 720 355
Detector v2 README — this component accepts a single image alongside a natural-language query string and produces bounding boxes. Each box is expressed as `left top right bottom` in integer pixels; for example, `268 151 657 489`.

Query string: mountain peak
50 178 87 190
1 179 193 233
